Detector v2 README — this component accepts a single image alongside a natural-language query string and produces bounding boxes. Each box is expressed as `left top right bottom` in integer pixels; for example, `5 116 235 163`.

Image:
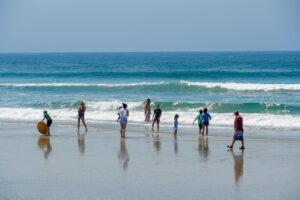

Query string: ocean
0 52 300 129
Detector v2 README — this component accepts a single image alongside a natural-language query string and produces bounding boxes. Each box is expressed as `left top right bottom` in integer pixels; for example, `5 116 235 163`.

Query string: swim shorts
234 130 244 141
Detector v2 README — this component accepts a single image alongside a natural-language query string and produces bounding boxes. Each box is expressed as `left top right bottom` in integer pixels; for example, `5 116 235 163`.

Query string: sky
0 0 299 52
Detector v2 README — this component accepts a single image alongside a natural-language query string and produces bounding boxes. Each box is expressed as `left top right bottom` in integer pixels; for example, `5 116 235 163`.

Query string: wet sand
0 122 299 200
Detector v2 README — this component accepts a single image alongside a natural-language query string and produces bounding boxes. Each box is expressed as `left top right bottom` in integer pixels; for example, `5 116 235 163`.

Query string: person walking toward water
193 110 203 135
77 101 88 133
227 111 245 149
152 104 162 132
202 108 212 135
119 103 129 138
144 99 151 122
173 114 179 136
41 110 52 136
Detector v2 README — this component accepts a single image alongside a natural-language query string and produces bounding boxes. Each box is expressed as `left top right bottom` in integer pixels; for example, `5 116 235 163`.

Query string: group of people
40 99 245 150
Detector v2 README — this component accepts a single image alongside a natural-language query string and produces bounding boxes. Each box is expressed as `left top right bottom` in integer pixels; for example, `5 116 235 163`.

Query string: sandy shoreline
0 121 300 200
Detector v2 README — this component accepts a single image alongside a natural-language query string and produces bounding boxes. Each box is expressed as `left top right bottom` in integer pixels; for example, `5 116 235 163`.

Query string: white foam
1 107 299 129
180 81 300 91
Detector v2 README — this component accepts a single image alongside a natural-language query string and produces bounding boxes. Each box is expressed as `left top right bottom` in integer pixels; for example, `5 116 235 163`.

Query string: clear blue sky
0 0 299 52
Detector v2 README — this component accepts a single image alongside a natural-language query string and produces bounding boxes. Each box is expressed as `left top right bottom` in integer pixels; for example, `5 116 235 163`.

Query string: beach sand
0 122 299 200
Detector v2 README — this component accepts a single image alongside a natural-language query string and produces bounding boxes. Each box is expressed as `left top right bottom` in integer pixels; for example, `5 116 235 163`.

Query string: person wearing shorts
119 103 129 138
202 108 212 136
152 104 162 132
228 111 245 150
193 110 203 136
41 110 52 136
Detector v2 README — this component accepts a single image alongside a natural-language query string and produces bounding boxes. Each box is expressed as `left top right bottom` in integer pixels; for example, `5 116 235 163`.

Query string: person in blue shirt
173 114 179 136
202 108 212 136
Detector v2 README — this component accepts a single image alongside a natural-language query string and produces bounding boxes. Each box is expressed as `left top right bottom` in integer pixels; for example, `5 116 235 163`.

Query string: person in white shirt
118 103 129 138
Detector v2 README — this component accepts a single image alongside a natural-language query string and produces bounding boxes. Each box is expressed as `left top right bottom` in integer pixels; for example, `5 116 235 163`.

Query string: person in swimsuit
202 108 212 136
77 101 88 133
152 104 162 132
41 110 52 136
193 110 203 136
144 99 151 122
118 103 129 138
173 114 179 136
228 111 245 150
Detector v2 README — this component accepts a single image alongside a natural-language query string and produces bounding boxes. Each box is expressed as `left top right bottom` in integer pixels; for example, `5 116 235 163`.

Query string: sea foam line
180 81 300 91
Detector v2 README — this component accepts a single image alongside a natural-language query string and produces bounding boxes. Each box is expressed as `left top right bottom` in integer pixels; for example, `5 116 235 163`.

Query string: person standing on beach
77 101 88 133
144 99 151 122
227 111 245 150
119 103 129 138
193 110 203 136
173 114 179 136
152 104 162 132
202 108 212 136
41 110 52 136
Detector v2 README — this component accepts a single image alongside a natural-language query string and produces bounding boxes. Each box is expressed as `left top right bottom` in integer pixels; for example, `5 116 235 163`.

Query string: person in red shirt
227 111 245 150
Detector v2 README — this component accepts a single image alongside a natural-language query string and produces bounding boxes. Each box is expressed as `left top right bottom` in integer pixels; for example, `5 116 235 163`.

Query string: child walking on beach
152 104 162 132
144 99 151 122
119 103 129 138
173 114 179 136
227 111 245 150
202 108 212 136
193 110 203 135
41 110 52 136
77 101 88 133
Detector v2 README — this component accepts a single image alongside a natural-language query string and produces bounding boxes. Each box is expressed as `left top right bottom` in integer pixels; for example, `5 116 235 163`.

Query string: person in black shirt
152 104 162 132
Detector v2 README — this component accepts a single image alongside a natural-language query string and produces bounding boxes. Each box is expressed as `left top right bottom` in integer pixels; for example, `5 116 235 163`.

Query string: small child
173 114 179 136
117 106 122 122
41 110 52 136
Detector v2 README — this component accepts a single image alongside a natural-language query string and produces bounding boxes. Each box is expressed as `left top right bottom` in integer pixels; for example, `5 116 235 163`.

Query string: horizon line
0 50 300 54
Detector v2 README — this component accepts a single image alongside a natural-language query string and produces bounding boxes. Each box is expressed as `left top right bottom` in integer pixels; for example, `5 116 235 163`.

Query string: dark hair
234 111 239 116
199 109 203 114
147 99 151 102
174 114 179 119
122 103 127 109
204 108 208 113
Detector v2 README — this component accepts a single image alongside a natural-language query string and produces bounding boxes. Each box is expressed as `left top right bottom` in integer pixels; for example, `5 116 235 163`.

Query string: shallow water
0 122 299 200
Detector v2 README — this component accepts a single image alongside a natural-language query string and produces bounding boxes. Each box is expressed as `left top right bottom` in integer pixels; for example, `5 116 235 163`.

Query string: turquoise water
0 52 300 128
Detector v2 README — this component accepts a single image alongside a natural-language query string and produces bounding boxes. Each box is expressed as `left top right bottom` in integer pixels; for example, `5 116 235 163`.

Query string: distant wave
0 82 166 87
180 81 300 91
1 81 300 91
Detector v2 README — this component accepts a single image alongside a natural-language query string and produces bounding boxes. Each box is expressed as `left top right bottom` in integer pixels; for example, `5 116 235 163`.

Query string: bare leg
228 139 235 148
77 117 80 132
123 124 127 137
152 121 155 131
81 118 88 132
120 124 123 137
157 123 160 132
205 126 208 136
46 127 51 136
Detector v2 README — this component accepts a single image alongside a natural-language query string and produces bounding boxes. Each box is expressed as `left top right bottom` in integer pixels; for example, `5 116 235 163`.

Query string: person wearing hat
228 111 245 150
144 99 151 122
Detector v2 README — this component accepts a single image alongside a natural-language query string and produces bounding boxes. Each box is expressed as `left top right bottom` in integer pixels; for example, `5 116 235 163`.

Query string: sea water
0 52 299 129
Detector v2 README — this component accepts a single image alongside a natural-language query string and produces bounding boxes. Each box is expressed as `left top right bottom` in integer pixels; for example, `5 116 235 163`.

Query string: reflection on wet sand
37 135 52 160
77 133 86 156
198 136 209 161
174 136 178 155
153 135 161 153
118 138 129 171
231 150 244 184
